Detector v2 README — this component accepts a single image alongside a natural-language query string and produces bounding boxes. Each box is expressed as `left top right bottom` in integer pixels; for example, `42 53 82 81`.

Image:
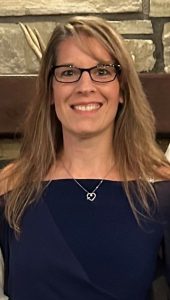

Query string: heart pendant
86 192 96 201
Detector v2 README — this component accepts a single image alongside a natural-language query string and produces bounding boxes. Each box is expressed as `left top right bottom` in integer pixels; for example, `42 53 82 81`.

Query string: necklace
62 160 114 201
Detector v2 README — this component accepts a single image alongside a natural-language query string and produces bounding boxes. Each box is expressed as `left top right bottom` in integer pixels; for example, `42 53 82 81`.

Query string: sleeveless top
0 179 170 300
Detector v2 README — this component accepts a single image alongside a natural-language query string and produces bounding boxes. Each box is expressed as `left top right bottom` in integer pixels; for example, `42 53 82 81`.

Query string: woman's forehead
55 35 114 64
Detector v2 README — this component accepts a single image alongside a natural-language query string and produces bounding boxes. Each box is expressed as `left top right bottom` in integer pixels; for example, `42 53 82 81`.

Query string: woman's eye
61 69 74 77
97 68 110 76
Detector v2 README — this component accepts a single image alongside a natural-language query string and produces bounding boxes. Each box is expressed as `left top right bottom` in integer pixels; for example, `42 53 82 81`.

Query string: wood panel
0 76 36 136
0 74 170 136
140 73 170 137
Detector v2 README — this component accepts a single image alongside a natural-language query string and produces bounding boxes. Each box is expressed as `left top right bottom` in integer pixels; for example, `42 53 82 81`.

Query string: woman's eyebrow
97 60 115 65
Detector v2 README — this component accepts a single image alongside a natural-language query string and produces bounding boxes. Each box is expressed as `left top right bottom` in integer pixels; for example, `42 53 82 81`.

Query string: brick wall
0 0 170 74
0 0 170 162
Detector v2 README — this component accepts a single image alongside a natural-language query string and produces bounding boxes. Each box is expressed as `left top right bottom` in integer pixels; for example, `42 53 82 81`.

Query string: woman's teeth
73 103 101 111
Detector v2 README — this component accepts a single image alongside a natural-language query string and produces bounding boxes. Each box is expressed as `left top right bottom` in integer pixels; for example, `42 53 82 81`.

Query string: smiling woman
0 15 170 300
51 36 122 139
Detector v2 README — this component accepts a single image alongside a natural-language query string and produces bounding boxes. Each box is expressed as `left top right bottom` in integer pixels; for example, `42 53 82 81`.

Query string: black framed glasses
51 63 121 83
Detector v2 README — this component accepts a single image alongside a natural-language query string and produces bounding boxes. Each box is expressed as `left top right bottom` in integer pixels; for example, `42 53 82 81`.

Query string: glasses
51 63 121 83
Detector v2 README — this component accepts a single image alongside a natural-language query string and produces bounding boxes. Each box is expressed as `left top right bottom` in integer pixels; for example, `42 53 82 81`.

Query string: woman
0 16 170 300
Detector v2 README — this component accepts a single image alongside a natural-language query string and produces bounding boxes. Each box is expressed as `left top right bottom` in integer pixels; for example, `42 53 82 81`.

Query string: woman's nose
76 71 96 93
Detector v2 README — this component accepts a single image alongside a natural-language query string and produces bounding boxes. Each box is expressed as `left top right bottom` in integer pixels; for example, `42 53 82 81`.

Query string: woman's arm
0 249 8 300
162 209 170 298
151 181 170 299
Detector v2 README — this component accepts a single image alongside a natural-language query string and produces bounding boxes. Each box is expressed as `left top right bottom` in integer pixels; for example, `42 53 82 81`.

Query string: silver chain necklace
62 161 114 201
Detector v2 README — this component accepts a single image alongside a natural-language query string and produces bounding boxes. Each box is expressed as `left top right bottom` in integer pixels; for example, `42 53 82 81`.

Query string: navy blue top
0 180 170 300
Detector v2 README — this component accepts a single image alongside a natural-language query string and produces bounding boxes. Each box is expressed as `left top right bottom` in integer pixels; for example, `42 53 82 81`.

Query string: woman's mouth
71 103 102 111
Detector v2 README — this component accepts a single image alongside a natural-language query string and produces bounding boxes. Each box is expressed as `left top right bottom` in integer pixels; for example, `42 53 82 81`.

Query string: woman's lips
71 102 102 111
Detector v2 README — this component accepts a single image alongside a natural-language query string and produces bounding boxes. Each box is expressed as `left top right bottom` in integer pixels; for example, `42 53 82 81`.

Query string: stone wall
0 0 170 163
0 0 170 74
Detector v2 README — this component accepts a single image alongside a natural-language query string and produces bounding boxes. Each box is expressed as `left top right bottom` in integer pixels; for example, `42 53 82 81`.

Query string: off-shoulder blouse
0 179 170 300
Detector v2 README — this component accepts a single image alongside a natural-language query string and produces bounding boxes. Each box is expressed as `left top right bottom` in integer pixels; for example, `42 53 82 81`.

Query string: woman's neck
63 132 114 174
46 132 122 181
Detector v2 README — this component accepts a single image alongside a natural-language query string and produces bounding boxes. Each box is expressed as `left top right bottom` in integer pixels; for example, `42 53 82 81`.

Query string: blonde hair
1 15 170 233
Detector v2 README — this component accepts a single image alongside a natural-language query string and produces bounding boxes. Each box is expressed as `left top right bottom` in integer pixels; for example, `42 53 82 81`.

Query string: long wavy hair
1 15 170 233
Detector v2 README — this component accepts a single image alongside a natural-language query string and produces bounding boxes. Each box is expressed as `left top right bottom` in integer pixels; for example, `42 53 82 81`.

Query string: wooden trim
140 73 170 137
0 74 170 136
0 75 36 136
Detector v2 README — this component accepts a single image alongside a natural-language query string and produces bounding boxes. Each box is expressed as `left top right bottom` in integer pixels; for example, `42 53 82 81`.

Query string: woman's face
52 36 122 140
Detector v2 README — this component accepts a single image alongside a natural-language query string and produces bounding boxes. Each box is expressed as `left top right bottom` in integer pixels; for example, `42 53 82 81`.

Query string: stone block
0 0 142 16
163 23 170 73
0 23 38 74
110 20 153 34
0 22 155 74
142 0 150 15
150 0 170 17
125 39 155 72
0 22 55 74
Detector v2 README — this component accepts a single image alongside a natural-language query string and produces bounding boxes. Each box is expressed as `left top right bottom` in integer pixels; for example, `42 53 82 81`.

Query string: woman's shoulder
153 179 170 194
150 166 170 184
147 166 170 215
153 180 170 223
153 165 170 194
